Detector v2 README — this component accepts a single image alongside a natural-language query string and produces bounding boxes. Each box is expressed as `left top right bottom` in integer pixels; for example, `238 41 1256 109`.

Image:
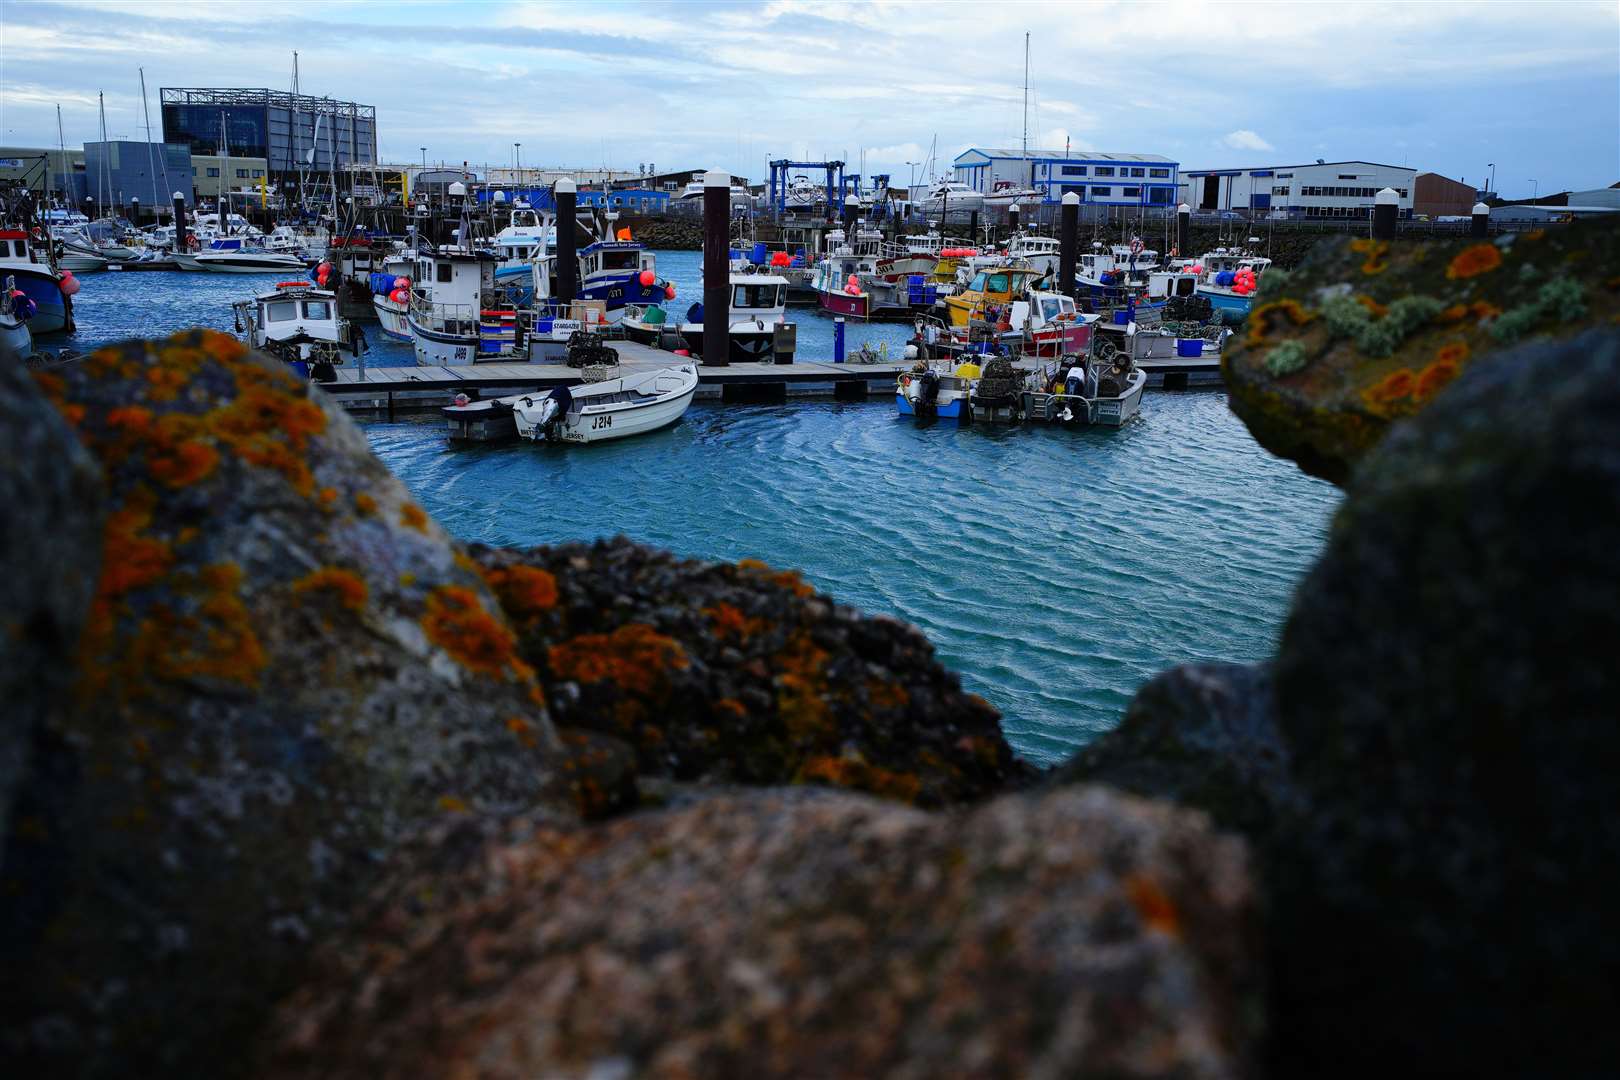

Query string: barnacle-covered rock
1225 216 1620 484
1 332 570 1076
0 361 103 847
469 538 1030 806
261 785 1259 1079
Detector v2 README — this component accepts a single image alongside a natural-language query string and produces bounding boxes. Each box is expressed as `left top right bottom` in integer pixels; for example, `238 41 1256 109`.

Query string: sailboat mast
218 110 229 234
97 90 108 219
293 51 305 215
139 67 166 223
52 105 64 206
1021 31 1029 160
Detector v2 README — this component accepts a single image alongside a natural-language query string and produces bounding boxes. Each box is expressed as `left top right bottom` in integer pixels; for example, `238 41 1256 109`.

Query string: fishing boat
1188 247 1271 318
1089 314 1228 390
1005 234 1062 278
574 238 667 321
446 363 699 444
369 250 415 342
0 229 73 334
1017 352 1146 427
407 245 500 365
176 237 307 274
940 264 1044 328
812 229 938 319
231 281 362 380
896 356 982 421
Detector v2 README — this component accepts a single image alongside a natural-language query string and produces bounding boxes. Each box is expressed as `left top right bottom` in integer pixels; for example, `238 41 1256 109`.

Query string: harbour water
60 260 1338 766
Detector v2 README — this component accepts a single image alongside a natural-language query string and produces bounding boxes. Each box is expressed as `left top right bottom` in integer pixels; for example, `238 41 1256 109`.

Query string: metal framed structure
160 88 377 180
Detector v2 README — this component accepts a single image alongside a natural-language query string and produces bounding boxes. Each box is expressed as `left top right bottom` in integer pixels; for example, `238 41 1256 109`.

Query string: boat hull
193 256 308 274
0 315 33 363
56 251 108 273
677 325 779 364
409 318 479 366
515 383 698 444
1196 287 1255 318
372 294 411 342
818 290 869 319
2 266 71 334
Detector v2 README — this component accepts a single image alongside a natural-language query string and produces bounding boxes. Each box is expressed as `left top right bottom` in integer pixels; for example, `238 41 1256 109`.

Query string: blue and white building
952 148 1179 207
1178 161 1416 219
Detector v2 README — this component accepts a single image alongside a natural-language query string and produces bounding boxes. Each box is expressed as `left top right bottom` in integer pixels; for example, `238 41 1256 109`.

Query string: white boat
1 274 35 364
371 249 415 342
53 244 110 273
921 181 985 219
177 237 307 274
1006 234 1062 278
983 180 1041 209
624 272 792 363
0 229 73 334
447 363 699 444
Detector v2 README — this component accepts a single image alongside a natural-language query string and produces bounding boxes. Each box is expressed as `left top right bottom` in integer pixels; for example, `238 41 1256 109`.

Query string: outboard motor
916 368 941 417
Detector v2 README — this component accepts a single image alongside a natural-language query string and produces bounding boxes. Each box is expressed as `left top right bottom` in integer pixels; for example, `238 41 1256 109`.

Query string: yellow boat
942 265 1044 328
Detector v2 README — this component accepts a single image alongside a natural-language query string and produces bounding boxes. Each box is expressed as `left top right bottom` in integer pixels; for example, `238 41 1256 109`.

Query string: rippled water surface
64 257 1339 766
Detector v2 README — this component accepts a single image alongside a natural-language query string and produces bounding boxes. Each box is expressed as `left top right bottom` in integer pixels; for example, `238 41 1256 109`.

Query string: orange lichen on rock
145 413 221 489
1446 242 1503 280
422 586 534 683
1245 299 1317 349
354 492 377 516
504 715 539 748
776 631 833 740
798 754 921 803
548 624 689 695
480 563 559 620
1354 295 1389 319
1350 237 1390 275
1414 357 1463 403
144 366 189 403
100 490 173 599
865 679 910 711
105 405 154 435
400 504 430 533
1126 874 1182 937
145 563 267 687
705 602 766 642
292 567 369 613
1361 369 1418 416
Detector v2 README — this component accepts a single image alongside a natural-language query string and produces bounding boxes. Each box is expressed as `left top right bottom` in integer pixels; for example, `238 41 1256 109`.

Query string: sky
1 0 1617 197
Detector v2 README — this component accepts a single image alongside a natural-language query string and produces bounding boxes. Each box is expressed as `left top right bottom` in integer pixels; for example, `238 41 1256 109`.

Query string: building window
1149 168 1170 178
1130 167 1145 177
252 169 263 178
206 167 220 177
1338 174 1358 180
1060 184 1084 197
1148 188 1171 204
1061 165 1085 176
1094 166 1114 177
1122 187 1141 197
1278 172 1293 178
1272 185 1289 196
234 168 247 178
1091 186 1112 197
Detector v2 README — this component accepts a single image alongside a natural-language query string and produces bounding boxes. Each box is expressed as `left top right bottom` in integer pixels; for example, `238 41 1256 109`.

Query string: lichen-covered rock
1225 216 1620 484
1049 663 1296 839
262 785 1259 1079
0 362 103 848
469 538 1030 807
1262 326 1620 1074
1 332 569 1076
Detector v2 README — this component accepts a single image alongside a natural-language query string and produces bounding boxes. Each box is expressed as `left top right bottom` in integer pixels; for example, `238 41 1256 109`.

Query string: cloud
1221 130 1275 152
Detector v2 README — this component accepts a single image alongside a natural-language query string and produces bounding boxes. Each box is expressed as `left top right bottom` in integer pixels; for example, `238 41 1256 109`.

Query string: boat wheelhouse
940 265 1044 328
232 281 359 379
408 245 504 366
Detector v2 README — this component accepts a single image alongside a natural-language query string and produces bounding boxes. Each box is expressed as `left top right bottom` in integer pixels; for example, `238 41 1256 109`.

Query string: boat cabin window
437 262 453 283
264 300 298 323
1040 297 1065 322
1175 277 1196 296
968 273 988 291
302 300 332 320
733 283 782 309
986 273 1009 293
600 249 639 271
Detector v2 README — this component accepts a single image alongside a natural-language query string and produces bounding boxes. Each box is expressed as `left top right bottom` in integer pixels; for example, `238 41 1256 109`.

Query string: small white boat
514 363 697 443
184 237 308 274
921 180 986 218
983 180 1041 209
1 275 35 364
448 364 699 445
232 281 361 380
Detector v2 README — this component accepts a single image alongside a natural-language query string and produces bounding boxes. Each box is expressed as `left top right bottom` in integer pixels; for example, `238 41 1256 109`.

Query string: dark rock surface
263 785 1260 1080
470 539 1030 806
1265 326 1620 1074
1 332 570 1076
1225 216 1620 484
0 362 103 847
1050 663 1295 839
1070 327 1620 1075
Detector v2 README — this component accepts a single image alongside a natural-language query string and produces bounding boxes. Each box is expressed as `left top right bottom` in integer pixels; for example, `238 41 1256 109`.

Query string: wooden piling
1059 192 1079 299
703 170 730 367
555 178 577 304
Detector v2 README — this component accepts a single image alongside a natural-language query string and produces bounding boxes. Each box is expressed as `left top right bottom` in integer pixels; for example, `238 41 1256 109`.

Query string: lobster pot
480 309 517 354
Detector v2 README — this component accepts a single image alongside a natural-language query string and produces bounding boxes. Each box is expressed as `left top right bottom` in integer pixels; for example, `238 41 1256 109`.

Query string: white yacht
921 181 986 218
176 237 307 273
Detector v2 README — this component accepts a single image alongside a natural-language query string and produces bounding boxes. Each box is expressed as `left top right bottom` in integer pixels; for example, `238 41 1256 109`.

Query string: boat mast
292 52 305 216
139 68 169 224
218 110 229 234
1021 31 1029 160
52 105 64 207
97 90 108 219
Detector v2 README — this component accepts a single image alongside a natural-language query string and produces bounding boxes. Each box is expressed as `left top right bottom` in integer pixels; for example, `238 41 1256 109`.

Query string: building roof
956 148 1172 163
1182 160 1414 176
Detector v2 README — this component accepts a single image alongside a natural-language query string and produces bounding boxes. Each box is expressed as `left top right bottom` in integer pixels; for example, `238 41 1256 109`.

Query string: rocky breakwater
2 330 1260 1078
1066 216 1620 1075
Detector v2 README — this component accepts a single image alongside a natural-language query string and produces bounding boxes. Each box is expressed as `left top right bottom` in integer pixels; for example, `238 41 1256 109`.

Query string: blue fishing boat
0 229 73 335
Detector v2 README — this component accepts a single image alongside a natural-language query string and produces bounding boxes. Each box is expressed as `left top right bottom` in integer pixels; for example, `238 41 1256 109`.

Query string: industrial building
953 148 1180 207
0 147 86 202
1412 172 1480 219
1179 161 1416 219
160 88 377 181
82 141 196 208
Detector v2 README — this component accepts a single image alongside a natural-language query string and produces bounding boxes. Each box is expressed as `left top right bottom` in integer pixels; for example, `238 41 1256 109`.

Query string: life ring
186 235 201 251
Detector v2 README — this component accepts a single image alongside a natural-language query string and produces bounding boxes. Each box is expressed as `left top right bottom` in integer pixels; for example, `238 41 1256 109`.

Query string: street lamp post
420 147 426 169
1530 179 1539 204
1487 162 1496 199
905 161 918 189
516 143 522 182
